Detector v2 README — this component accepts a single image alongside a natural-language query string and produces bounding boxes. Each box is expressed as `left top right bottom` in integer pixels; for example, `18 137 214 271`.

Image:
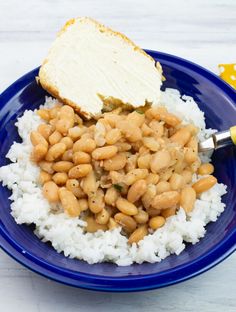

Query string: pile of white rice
0 89 227 266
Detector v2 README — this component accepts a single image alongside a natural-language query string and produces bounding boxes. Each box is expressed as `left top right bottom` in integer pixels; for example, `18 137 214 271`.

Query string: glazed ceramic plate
0 51 235 292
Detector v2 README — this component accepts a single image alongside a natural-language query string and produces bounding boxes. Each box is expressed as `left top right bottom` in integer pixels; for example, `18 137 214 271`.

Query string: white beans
169 173 184 190
66 179 85 198
73 138 96 153
141 123 153 136
39 171 52 184
198 163 214 175
152 191 180 210
145 106 167 120
118 121 142 142
146 207 161 217
46 143 66 161
126 111 145 127
184 148 197 163
59 187 81 217
43 181 59 202
52 172 68 185
78 198 88 211
96 208 110 225
116 197 138 215
114 213 137 233
49 105 60 119
156 181 171 194
37 109 50 121
52 161 74 172
103 153 126 171
56 105 75 135
60 137 73 149
192 175 217 193
49 131 62 145
125 154 138 172
182 170 193 184
170 127 191 147
32 144 48 162
128 225 148 244
68 164 92 179
180 186 196 213
159 168 173 181
88 188 105 213
39 161 54 174
105 129 121 144
146 173 159 185
37 124 53 139
124 169 148 185
134 209 149 224
34 102 218 242
159 112 181 127
143 137 160 152
150 150 171 173
149 216 165 230
115 142 132 152
68 126 85 140
142 184 156 209
73 151 91 164
137 153 151 169
127 179 147 203
161 207 176 218
92 146 118 160
105 187 119 206
81 171 98 196
148 120 164 137
62 149 73 161
30 131 48 147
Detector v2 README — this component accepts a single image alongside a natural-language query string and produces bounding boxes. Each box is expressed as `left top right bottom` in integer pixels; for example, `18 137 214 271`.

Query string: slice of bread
39 17 163 118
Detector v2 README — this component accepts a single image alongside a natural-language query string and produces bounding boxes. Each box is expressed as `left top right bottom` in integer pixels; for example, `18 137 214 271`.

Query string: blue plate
0 51 235 292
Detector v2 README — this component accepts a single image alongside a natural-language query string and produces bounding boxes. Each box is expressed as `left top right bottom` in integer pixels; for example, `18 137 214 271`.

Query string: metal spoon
198 126 236 152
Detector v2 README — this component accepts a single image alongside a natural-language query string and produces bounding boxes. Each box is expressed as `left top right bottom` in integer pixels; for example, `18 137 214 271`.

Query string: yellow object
218 63 236 89
230 126 236 145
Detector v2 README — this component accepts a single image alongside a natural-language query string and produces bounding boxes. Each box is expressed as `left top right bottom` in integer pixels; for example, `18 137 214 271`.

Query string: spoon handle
230 126 236 145
214 128 234 149
198 126 236 152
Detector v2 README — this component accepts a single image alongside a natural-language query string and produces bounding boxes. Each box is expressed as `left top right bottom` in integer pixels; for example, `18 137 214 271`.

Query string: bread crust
39 17 162 118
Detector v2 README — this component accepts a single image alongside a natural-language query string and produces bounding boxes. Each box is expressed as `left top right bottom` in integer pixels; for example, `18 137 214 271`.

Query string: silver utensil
198 126 236 152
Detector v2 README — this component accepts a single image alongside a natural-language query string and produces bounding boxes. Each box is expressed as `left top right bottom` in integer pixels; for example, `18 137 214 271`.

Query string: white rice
0 89 227 266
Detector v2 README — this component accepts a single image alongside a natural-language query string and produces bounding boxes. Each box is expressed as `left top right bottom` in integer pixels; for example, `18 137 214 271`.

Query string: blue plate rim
0 50 235 292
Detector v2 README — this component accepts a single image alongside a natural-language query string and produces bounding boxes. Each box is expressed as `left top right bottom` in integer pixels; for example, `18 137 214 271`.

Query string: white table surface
0 0 235 311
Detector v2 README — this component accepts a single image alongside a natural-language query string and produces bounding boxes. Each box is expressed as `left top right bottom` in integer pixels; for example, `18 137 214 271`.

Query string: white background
0 0 235 311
